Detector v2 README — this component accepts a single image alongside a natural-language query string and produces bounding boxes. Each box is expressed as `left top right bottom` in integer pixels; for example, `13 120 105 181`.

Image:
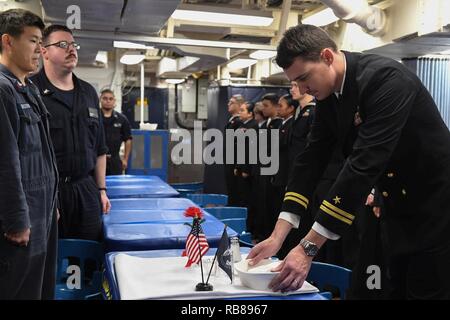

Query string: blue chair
170 182 203 197
56 239 104 300
307 261 352 299
205 207 247 220
186 194 228 207
220 217 253 247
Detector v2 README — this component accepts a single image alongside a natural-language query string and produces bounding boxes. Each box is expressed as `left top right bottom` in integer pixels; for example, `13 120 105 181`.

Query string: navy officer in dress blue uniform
224 94 243 206
100 89 132 175
248 24 450 299
31 25 110 241
0 9 58 299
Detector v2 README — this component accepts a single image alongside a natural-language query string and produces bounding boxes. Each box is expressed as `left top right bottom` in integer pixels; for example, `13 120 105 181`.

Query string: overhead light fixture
440 49 450 55
95 51 108 65
227 58 257 70
302 8 339 27
120 52 145 65
113 41 154 50
249 50 277 60
165 79 185 84
171 5 273 27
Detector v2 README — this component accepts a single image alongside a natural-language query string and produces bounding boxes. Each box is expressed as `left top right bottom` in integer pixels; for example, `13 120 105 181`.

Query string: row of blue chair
170 182 203 197
185 193 228 207
56 239 103 300
205 207 252 246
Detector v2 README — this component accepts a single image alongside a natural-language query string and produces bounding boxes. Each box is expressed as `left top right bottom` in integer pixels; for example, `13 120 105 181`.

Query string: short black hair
275 24 338 69
0 9 45 53
244 101 255 115
42 24 73 44
100 89 114 96
261 93 279 105
280 94 300 109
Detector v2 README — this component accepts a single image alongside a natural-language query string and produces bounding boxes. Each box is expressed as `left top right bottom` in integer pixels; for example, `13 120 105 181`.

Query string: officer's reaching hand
100 190 111 214
247 236 283 267
4 228 31 247
268 245 313 293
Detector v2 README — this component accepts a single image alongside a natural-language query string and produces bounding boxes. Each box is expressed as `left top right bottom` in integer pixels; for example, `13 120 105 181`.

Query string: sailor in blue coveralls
31 25 110 241
0 9 58 299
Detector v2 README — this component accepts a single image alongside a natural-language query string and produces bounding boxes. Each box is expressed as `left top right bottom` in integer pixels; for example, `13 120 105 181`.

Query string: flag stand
195 282 213 291
195 226 213 291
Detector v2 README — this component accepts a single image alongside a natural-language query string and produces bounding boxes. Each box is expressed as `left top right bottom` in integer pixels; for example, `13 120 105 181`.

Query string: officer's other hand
121 159 128 171
373 206 381 218
365 194 381 218
242 172 249 178
4 228 31 246
365 194 374 206
269 245 313 293
100 190 111 214
247 235 282 267
233 169 238 176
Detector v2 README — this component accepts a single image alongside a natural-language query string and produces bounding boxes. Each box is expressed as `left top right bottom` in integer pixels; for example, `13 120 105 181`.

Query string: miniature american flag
183 219 209 267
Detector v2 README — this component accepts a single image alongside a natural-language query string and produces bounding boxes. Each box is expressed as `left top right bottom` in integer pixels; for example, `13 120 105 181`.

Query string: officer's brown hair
275 24 338 69
0 9 45 53
231 94 245 106
42 24 73 45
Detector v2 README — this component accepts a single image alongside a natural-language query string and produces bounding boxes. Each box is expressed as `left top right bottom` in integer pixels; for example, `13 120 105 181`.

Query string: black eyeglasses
44 41 80 50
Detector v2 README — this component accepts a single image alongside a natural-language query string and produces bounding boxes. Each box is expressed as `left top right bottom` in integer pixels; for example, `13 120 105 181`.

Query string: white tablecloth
115 253 319 300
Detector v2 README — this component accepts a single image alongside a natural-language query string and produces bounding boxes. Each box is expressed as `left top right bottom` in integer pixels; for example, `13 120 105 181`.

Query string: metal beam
73 30 277 50
276 0 292 42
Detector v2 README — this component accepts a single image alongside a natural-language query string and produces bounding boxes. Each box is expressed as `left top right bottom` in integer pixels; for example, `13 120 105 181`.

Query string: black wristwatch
98 187 107 192
299 238 319 257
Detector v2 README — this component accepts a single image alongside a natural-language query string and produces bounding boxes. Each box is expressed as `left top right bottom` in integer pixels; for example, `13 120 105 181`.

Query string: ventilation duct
320 0 386 36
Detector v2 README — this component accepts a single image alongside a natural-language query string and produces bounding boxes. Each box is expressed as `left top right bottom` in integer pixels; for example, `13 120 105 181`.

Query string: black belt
59 175 88 183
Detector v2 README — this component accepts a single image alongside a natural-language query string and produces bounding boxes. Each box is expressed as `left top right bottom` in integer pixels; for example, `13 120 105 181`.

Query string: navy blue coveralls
31 68 108 241
0 64 58 299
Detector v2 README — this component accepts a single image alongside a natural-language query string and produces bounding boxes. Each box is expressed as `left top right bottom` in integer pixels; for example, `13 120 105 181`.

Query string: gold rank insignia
333 196 341 204
284 192 309 209
320 200 355 225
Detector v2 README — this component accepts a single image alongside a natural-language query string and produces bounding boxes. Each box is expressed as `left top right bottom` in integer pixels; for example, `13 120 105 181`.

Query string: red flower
184 206 203 219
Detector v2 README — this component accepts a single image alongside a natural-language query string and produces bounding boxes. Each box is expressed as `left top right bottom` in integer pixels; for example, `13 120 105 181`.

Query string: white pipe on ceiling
320 0 386 36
